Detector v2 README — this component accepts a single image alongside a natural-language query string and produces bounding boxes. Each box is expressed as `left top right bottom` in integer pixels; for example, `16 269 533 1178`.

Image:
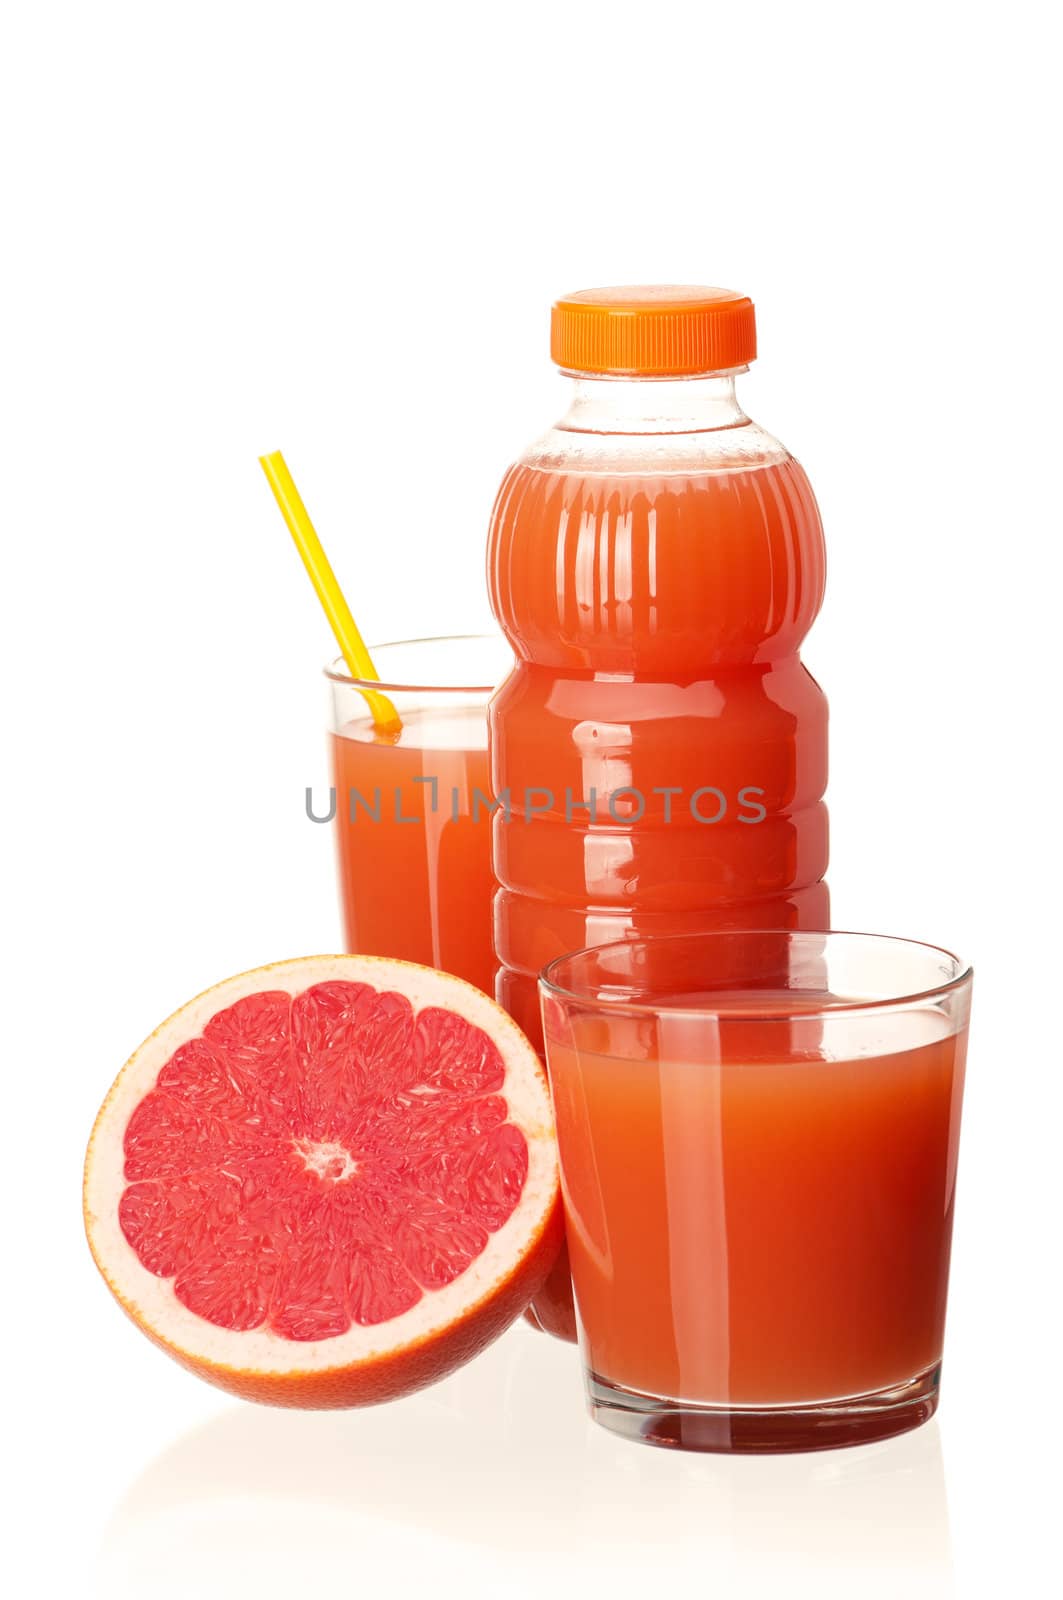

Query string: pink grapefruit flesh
84 955 562 1406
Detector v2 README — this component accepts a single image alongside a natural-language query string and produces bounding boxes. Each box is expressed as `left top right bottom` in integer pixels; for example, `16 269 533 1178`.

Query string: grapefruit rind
84 954 561 1406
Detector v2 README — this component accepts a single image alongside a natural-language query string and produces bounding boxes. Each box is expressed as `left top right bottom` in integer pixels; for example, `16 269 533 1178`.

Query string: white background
3 3 1060 1596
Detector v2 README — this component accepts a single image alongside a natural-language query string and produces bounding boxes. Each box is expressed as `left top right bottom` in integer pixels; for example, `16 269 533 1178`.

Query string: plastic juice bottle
486 286 829 1336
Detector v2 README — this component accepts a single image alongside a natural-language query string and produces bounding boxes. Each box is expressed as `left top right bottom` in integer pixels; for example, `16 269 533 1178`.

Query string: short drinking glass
539 930 972 1452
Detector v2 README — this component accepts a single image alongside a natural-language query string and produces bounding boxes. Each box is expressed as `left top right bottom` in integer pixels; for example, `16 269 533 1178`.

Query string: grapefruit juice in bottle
488 288 829 1042
487 288 829 1335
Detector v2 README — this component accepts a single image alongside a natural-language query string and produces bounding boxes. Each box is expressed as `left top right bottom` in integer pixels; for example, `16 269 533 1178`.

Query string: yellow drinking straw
258 450 402 737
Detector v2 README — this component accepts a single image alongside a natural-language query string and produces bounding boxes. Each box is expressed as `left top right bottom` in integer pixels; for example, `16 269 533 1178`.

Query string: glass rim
323 633 504 694
539 929 973 1021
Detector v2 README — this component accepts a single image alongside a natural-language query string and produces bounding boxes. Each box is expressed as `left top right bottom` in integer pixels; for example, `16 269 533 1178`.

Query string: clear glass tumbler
540 930 972 1452
326 634 510 995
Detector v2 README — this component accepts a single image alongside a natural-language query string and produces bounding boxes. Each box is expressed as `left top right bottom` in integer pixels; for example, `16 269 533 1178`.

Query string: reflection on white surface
99 1324 954 1600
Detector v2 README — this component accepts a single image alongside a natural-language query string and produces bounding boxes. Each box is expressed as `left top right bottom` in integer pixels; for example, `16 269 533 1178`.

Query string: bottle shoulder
515 417 793 478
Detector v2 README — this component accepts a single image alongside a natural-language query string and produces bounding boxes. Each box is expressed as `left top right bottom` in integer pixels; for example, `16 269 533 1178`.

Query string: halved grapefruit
84 955 562 1407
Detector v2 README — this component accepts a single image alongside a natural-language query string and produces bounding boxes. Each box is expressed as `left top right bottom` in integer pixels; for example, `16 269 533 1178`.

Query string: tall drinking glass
326 635 510 995
540 930 972 1452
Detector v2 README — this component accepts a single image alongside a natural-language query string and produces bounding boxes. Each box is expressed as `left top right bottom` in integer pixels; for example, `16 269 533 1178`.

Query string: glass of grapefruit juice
540 930 972 1453
326 635 509 995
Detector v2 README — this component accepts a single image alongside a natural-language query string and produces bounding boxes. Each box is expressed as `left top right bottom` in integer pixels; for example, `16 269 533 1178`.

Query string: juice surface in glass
488 288 829 1050
544 997 966 1407
329 708 494 994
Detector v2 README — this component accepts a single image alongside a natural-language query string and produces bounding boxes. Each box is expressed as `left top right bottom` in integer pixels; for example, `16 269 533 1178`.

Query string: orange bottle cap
551 285 756 377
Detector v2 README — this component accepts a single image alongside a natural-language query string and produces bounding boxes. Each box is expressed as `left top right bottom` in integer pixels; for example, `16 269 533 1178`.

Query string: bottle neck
556 371 749 436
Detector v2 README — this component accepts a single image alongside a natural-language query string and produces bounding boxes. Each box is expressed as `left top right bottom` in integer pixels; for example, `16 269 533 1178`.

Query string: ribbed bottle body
488 453 829 1045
